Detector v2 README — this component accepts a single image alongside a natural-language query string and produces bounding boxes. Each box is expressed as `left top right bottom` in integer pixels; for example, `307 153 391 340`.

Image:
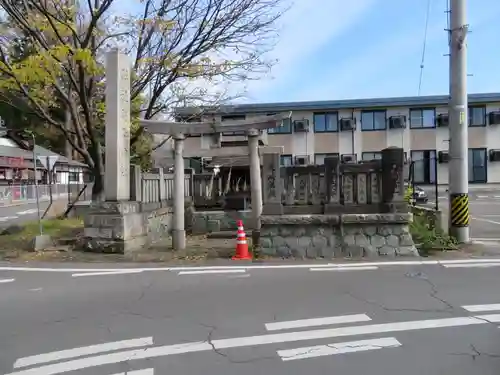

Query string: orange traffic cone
232 220 252 260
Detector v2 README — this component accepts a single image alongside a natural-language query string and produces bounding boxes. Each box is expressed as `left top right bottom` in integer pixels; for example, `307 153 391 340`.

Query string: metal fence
0 183 93 206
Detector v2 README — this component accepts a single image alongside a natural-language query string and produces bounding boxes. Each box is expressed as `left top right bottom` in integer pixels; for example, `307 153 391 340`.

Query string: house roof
175 92 500 115
0 139 87 168
33 145 87 167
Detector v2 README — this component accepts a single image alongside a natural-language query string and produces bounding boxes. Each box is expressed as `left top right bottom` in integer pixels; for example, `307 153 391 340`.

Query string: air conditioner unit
294 155 310 165
341 154 357 163
340 118 356 131
438 151 449 163
489 149 500 162
488 111 500 125
293 119 309 132
437 113 449 127
389 115 406 129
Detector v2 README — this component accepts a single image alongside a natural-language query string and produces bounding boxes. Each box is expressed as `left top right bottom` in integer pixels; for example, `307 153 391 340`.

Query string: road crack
206 326 276 364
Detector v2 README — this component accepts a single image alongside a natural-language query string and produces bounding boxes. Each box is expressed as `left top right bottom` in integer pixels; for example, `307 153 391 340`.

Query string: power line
418 0 433 95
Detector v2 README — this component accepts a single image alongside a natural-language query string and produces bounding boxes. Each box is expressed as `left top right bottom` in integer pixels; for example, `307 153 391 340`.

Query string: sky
241 0 500 103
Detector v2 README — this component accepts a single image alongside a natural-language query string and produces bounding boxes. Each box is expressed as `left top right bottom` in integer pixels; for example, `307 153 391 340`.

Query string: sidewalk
421 184 500 193
0 193 68 208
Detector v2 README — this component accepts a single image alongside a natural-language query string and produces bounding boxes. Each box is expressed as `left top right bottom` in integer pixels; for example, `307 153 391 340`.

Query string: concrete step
207 231 235 239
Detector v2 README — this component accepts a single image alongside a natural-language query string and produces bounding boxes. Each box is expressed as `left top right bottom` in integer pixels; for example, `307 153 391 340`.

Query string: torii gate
139 114 290 250
103 49 289 250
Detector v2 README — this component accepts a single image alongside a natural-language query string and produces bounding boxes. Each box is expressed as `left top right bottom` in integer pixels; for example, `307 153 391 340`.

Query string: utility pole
448 0 470 242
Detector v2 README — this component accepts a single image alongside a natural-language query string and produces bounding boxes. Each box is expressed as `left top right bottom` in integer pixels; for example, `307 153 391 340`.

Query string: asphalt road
0 201 69 228
421 191 500 240
3 260 500 374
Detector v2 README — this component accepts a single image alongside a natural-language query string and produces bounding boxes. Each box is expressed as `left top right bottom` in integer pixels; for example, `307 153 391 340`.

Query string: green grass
0 217 83 254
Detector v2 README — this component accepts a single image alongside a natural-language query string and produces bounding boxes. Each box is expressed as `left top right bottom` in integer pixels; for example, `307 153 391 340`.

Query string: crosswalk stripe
462 304 500 312
0 278 14 284
7 314 500 375
277 337 401 361
265 314 372 331
110 369 154 375
13 337 154 369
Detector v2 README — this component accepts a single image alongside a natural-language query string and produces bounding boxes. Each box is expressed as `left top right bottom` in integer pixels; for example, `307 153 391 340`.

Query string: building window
175 115 202 123
410 108 436 128
313 112 338 132
68 172 80 183
280 155 293 166
314 153 339 165
361 110 386 131
469 148 487 183
268 117 292 134
221 115 246 135
362 152 382 161
469 106 486 127
410 150 436 184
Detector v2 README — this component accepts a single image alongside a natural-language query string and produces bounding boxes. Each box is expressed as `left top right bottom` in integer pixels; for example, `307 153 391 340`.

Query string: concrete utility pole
448 0 470 242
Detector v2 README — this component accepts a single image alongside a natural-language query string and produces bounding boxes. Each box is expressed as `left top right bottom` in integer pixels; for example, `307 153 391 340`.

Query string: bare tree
0 0 285 199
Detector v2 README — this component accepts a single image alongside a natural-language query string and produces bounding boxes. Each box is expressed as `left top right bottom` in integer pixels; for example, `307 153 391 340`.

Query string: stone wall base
260 214 418 258
191 210 253 234
81 201 173 254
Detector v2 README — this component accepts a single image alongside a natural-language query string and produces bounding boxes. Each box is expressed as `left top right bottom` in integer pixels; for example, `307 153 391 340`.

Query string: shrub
410 212 457 255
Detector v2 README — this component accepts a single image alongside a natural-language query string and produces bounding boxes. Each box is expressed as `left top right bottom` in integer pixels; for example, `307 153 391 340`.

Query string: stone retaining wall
82 201 172 254
191 210 253 234
260 214 418 258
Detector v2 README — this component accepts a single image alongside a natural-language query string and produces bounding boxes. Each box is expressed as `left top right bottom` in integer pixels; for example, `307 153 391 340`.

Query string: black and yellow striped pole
450 193 469 228
448 0 469 243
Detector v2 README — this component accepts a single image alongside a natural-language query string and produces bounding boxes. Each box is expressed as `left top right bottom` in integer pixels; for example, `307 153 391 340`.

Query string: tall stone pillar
324 155 340 213
83 51 145 255
173 134 186 250
381 147 406 212
262 152 283 215
104 49 130 201
248 129 263 246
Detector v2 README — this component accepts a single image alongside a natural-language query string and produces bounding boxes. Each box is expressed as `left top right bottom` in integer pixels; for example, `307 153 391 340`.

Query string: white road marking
3 258 500 274
310 266 378 272
110 369 154 375
17 209 38 215
7 314 500 375
477 195 489 198
227 274 251 279
265 314 372 331
471 216 500 225
277 337 401 361
462 304 500 312
0 278 14 283
177 269 246 275
443 263 500 269
71 270 144 277
13 337 153 369
29 288 42 292
0 216 18 222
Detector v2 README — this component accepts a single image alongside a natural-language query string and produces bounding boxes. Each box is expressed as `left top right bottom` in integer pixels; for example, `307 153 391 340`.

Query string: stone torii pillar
172 133 186 249
139 112 291 251
247 128 262 244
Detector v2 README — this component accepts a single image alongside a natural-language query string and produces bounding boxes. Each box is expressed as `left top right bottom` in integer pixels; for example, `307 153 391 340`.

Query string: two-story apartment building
168 92 500 185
